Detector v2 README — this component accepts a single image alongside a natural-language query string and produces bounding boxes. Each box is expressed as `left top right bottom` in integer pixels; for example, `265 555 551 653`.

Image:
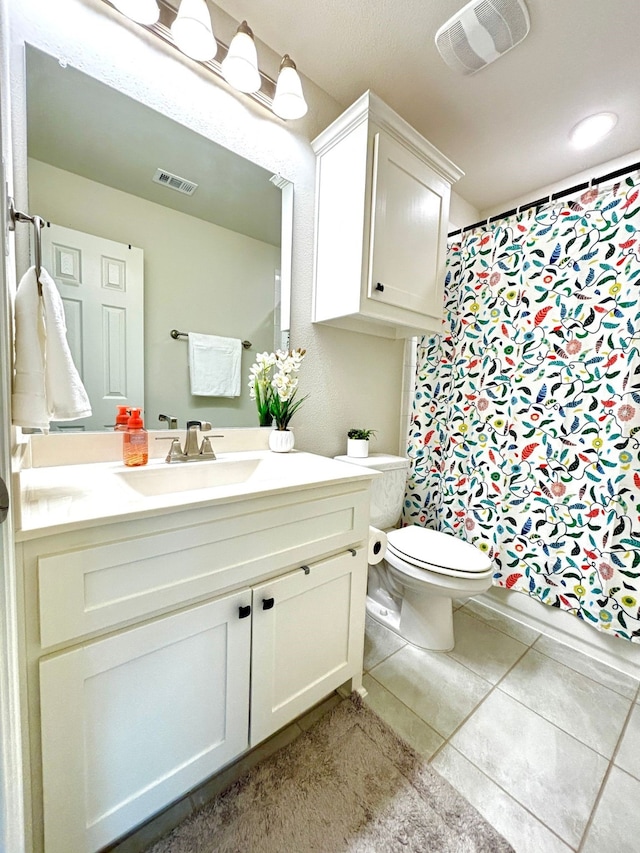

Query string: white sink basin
116 457 262 497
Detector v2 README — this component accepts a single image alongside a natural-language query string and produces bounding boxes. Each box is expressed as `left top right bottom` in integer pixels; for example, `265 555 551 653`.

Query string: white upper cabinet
312 91 463 338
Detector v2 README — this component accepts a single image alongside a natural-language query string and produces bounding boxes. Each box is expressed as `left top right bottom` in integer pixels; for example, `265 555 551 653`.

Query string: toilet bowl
375 525 493 651
335 453 493 651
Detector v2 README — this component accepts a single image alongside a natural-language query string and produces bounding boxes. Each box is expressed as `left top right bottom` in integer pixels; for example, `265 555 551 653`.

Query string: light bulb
570 112 617 149
272 55 307 120
221 21 261 94
110 0 159 25
171 0 217 62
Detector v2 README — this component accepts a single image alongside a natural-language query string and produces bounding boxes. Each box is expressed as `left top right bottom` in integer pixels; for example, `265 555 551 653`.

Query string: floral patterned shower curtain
404 172 640 643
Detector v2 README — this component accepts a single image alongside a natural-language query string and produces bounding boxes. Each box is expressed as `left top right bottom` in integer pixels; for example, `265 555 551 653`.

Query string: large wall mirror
25 45 288 431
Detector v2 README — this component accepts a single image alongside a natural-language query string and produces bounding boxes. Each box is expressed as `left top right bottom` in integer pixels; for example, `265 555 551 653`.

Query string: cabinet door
39 590 251 853
368 131 449 319
250 549 366 745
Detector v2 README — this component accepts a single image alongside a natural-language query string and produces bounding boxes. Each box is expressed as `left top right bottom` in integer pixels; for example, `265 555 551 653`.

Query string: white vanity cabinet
251 549 363 744
39 590 252 853
312 90 464 338
19 477 370 853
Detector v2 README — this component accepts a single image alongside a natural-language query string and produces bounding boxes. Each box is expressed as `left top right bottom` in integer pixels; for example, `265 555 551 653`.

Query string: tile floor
363 599 640 853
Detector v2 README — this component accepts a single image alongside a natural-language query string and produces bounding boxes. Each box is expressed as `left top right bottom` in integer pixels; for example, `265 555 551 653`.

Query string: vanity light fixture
570 112 618 149
272 55 308 120
104 0 308 120
110 0 159 24
221 20 261 94
170 0 217 62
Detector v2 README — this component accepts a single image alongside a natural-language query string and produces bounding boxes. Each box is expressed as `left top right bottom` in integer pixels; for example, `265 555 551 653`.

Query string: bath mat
144 694 514 853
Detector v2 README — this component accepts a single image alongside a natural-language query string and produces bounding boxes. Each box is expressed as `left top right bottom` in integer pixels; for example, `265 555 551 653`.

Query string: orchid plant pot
269 428 295 453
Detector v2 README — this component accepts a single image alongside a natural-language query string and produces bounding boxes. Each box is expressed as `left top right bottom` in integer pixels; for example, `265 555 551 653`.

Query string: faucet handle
199 437 215 459
199 434 224 459
165 437 185 463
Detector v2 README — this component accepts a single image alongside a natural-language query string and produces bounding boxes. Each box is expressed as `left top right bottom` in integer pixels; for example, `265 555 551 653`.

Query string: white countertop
16 450 377 540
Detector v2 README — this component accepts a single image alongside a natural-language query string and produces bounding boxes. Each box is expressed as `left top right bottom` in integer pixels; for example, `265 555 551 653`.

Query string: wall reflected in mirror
26 46 286 431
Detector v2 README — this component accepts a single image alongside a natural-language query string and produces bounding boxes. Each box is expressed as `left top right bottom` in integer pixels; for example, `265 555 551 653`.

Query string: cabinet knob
238 605 251 619
262 597 275 610
375 282 385 292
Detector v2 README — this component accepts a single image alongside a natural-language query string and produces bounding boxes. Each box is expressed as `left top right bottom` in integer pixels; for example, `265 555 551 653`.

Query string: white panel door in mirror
39 224 144 431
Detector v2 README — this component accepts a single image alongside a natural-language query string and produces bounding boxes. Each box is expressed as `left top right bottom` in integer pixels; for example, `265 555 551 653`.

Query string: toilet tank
334 454 410 528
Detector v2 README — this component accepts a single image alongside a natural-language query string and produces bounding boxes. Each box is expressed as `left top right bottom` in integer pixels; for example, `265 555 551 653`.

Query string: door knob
262 597 275 610
0 477 8 524
238 605 251 619
375 282 384 292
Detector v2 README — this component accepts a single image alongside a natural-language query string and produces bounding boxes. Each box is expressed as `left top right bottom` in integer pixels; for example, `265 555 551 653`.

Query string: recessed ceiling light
570 112 618 149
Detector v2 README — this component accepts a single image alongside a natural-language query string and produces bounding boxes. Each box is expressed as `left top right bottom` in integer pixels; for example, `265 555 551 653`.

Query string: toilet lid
386 526 492 574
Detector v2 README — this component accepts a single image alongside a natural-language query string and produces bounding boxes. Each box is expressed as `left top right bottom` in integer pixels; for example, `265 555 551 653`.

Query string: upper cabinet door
367 131 449 319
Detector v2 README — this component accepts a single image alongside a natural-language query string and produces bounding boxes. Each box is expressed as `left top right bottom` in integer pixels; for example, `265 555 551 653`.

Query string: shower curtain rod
448 158 640 238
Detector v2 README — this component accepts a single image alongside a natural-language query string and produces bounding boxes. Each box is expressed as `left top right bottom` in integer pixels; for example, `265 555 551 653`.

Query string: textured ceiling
212 0 640 213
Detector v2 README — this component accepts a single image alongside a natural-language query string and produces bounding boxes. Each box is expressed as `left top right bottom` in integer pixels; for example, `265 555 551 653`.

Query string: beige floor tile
500 648 632 758
363 614 406 671
462 600 541 646
431 745 573 853
447 610 528 684
534 635 639 699
370 643 492 738
615 701 640 780
582 766 640 852
363 674 444 759
450 690 608 847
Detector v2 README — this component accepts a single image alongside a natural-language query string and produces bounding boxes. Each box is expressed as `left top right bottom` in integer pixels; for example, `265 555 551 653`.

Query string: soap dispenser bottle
123 408 148 467
115 406 130 431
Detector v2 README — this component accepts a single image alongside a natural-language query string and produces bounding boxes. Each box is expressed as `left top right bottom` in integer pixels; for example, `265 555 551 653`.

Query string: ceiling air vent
435 0 530 75
152 168 198 196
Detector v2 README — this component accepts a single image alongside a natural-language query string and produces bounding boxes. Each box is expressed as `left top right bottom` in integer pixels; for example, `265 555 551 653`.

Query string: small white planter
347 438 369 458
269 429 295 453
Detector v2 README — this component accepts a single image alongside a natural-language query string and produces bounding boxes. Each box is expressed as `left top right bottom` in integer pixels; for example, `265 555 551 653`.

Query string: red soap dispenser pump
123 407 148 467
115 406 130 431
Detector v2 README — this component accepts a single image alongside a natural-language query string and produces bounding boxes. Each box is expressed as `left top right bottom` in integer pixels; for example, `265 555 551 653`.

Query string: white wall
29 159 280 428
448 191 479 232
480 147 640 221
9 0 411 458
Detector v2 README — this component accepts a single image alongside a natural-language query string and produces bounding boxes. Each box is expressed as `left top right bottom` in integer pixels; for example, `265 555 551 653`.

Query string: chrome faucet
184 420 214 458
162 421 223 463
158 413 178 429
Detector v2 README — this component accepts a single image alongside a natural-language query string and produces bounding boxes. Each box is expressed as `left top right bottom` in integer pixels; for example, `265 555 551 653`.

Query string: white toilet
335 453 493 651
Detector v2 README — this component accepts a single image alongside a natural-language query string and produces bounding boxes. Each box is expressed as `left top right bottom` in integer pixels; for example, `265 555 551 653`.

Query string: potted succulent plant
347 428 376 458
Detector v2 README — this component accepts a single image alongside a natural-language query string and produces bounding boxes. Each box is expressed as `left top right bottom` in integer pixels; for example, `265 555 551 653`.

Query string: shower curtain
405 171 640 643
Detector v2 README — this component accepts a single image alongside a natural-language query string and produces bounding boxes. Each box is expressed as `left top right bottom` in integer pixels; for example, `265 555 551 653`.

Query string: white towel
188 332 242 397
12 266 91 431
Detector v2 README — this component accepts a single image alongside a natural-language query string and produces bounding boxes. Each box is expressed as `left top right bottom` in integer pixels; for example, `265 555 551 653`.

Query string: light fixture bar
101 0 277 109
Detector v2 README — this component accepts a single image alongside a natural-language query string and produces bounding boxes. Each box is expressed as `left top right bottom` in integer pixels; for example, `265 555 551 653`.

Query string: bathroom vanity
14 438 374 853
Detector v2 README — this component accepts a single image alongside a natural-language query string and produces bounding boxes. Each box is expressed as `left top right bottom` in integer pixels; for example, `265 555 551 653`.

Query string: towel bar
7 197 46 296
170 329 252 350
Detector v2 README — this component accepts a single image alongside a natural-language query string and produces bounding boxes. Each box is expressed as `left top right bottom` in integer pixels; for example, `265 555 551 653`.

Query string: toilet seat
386 526 493 579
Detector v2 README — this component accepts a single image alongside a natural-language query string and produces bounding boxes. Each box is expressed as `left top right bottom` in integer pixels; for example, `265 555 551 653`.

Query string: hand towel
12 266 91 430
188 332 242 397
